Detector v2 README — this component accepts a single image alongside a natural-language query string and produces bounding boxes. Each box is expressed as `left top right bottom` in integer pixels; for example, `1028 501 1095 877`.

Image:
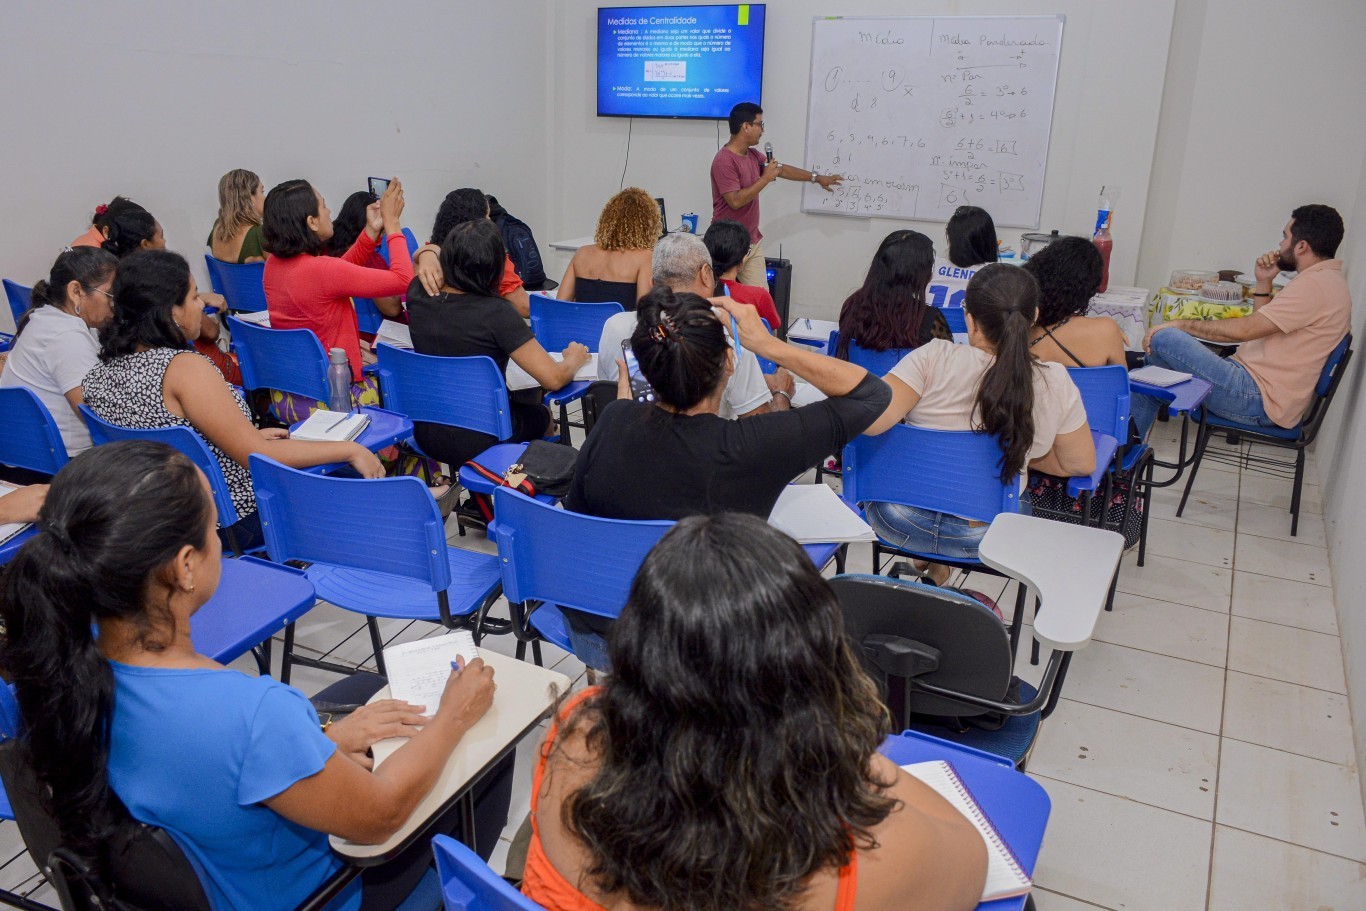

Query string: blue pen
730 315 742 355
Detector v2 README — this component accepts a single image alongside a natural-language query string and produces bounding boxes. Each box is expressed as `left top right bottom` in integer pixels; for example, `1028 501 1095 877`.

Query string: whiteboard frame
800 14 1065 228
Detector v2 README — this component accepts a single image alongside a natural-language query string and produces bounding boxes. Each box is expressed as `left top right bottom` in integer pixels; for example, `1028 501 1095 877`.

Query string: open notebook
0 485 33 547
291 410 370 442
371 632 480 764
767 483 874 544
506 353 599 392
902 760 1032 901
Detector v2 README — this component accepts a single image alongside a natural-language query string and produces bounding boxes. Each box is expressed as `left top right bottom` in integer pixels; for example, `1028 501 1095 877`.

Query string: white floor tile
1117 552 1232 612
1030 889 1114 910
1058 641 1225 733
1216 739 1366 861
1147 486 1238 533
1208 825 1366 911
1227 616 1347 694
1222 672 1356 765
1030 700 1219 818
1233 533 1332 586
1237 500 1327 546
1095 592 1229 667
1168 464 1243 500
1237 473 1323 515
1231 571 1338 635
1030 778 1211 911
1142 517 1234 569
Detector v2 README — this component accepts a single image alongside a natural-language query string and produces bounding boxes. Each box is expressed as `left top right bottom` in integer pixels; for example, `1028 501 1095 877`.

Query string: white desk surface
978 513 1123 652
330 650 571 862
549 235 594 253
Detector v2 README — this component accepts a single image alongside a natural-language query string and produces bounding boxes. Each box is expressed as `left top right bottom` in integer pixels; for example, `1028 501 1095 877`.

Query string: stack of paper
292 410 370 442
375 320 413 349
767 483 874 544
1129 365 1193 387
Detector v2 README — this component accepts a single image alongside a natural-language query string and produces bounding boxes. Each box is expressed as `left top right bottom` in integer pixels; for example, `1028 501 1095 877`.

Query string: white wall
0 0 551 333
545 1 1176 319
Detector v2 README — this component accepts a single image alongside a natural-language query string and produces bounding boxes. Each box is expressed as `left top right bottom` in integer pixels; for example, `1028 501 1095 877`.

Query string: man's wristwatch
810 173 819 184
773 389 793 404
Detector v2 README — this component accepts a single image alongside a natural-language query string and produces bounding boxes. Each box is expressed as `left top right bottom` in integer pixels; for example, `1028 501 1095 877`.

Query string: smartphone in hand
367 177 391 201
621 340 657 404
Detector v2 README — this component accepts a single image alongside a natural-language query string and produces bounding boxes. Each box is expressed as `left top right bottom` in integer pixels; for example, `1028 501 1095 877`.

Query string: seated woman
406 220 589 465
703 218 783 329
0 247 117 455
864 265 1096 582
837 230 951 361
69 196 154 250
566 286 891 520
81 250 384 551
526 513 988 911
556 187 657 308
208 169 266 263
1023 236 1127 368
327 190 405 321
261 178 413 422
929 205 1000 309
0 440 509 911
413 188 530 316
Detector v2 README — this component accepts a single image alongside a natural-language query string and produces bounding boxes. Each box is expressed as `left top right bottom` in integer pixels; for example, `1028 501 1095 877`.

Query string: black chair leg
367 616 388 677
1290 449 1305 537
1007 583 1028 661
1137 458 1154 567
1175 423 1212 517
280 621 297 685
531 639 543 667
871 543 883 575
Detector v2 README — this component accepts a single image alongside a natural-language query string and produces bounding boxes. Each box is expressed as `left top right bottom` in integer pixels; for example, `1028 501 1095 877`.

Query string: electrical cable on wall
620 118 633 189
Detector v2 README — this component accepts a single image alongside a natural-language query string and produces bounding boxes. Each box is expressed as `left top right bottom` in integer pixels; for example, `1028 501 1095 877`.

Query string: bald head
652 233 713 296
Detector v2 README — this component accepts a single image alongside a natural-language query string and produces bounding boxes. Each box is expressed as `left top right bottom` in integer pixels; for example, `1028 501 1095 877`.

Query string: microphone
764 142 774 164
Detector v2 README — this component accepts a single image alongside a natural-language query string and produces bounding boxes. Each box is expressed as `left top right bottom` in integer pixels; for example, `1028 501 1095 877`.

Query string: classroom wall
0 0 551 334
544 0 1177 319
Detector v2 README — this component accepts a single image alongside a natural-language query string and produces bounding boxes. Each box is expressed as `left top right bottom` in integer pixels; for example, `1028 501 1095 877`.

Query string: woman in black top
406 221 589 466
836 230 951 360
566 286 891 520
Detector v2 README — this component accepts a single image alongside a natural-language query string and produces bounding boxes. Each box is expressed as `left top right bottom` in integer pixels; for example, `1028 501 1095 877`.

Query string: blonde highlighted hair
212 169 262 245
594 187 661 252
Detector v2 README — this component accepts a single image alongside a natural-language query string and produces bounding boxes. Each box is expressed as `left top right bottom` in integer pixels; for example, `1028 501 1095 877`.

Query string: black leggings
310 675 515 911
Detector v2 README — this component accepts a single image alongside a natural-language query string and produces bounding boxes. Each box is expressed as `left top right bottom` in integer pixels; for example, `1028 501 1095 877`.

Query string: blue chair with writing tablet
933 303 968 336
0 386 71 478
434 835 541 911
529 293 623 441
353 228 422 334
203 256 268 313
4 280 32 329
844 339 913 377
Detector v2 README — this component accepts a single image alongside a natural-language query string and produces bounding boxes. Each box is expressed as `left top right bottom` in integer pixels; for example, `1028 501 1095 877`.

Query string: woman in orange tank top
523 514 988 911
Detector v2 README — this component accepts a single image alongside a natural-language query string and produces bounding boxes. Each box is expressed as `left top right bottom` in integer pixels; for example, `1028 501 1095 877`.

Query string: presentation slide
597 4 766 120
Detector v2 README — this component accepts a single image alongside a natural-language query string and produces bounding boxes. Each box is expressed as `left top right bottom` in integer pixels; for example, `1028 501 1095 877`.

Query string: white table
330 650 572 863
548 236 594 253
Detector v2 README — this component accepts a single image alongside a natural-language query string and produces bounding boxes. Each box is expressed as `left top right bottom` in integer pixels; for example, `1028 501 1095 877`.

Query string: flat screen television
597 4 766 120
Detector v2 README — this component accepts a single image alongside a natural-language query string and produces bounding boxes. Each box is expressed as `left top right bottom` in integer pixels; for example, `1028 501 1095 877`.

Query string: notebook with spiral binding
902 760 1032 900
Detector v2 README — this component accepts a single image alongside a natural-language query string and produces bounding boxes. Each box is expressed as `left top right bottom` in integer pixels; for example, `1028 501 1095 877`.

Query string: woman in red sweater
261 178 413 423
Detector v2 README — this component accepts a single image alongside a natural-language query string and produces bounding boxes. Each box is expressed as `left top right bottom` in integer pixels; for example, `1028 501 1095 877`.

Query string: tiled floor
0 416 1361 909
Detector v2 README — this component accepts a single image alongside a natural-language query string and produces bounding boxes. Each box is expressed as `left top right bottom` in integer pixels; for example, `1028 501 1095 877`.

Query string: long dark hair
261 179 325 258
326 190 372 256
701 219 750 280
98 250 192 360
19 247 117 336
1023 236 1103 325
946 205 999 268
0 442 213 858
561 514 895 911
837 230 935 356
965 264 1041 482
98 199 158 260
438 220 505 297
630 286 729 411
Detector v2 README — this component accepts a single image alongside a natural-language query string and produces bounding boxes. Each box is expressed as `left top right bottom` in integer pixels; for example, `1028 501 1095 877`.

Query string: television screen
597 4 766 120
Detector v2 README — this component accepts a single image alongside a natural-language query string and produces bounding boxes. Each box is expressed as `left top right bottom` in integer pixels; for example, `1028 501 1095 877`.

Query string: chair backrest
250 454 451 590
529 294 623 352
433 834 543 911
226 314 330 401
829 574 1014 723
841 424 1017 525
202 256 268 313
1302 334 1353 438
79 405 240 526
352 296 386 335
493 487 672 620
0 386 71 476
376 227 421 265
3 279 31 327
845 340 913 377
932 304 968 335
375 344 514 441
1065 365 1130 443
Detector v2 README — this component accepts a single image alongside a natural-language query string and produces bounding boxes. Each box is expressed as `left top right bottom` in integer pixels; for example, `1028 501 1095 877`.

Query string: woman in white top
866 265 1096 576
0 247 118 454
927 206 998 310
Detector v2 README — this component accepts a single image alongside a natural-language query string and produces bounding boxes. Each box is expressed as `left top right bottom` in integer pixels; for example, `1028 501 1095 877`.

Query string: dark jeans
310 675 515 911
1131 329 1278 437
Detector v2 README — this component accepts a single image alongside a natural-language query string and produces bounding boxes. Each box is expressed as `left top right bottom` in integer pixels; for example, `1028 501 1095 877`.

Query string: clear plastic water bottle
1093 185 1118 294
326 348 353 413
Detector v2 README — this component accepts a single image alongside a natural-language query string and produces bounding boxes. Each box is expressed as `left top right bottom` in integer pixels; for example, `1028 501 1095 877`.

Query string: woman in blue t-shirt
0 441 506 911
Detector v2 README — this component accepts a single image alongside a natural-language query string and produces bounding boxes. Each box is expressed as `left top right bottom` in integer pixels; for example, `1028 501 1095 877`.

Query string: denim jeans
1132 329 1278 437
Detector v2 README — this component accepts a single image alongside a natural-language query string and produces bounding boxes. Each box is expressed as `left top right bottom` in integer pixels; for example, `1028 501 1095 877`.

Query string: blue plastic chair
433 835 542 911
375 227 420 264
249 454 505 681
226 314 330 401
203 256 268 313
528 294 623 440
0 387 71 477
354 229 419 333
78 405 257 555
1178 334 1352 537
845 340 913 377
494 487 672 669
4 280 32 329
1062 366 1148 557
933 304 968 335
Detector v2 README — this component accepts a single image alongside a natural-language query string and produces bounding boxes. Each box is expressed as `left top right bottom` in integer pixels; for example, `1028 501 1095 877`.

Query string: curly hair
593 188 660 251
1022 235 1103 325
555 514 896 911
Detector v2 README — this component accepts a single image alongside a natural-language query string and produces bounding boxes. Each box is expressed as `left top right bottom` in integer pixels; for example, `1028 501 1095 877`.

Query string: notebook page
0 485 33 546
292 410 370 442
383 632 480 712
767 484 875 544
902 760 1031 900
507 353 599 391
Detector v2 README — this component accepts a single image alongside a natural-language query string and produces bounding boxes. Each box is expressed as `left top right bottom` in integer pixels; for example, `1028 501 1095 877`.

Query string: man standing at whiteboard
711 102 843 287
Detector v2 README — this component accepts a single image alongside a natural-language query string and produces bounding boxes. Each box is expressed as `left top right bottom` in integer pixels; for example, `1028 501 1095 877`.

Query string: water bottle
326 348 353 412
1093 185 1117 294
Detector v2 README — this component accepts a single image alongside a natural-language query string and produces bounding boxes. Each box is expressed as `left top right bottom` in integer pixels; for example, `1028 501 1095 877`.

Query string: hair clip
94 204 108 217
649 325 669 343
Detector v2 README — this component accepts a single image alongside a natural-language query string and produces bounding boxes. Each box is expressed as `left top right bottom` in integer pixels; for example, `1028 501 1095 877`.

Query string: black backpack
486 195 554 290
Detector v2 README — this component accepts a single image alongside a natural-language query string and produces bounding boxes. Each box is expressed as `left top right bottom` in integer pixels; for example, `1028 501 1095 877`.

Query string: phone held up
620 339 657 405
367 177 391 201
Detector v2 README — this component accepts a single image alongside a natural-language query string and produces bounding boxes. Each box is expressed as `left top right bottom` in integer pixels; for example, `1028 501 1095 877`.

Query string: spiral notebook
1128 365 1193 387
902 760 1032 901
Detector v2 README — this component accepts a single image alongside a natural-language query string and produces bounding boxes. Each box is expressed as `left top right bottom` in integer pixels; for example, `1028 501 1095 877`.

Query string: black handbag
461 440 579 503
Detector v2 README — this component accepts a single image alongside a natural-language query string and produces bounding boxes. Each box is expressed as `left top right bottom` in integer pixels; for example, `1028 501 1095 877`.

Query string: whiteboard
801 16 1064 229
